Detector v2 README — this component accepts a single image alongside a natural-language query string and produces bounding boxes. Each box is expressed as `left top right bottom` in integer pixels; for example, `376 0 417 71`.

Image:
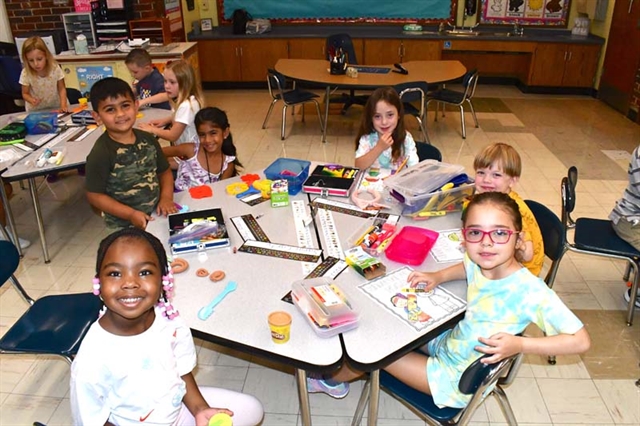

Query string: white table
0 107 172 262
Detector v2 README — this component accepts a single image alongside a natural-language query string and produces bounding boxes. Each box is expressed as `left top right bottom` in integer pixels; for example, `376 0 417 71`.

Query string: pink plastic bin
384 226 439 266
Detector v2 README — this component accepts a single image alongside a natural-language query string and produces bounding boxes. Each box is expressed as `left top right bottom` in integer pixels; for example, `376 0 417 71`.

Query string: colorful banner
480 0 571 26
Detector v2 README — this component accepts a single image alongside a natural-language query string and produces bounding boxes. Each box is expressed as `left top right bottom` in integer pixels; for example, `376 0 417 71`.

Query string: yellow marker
136 112 144 119
355 225 375 246
439 182 454 191
417 210 447 217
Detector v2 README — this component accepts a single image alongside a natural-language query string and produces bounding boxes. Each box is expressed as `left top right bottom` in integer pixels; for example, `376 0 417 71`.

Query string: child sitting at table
472 142 544 276
125 48 171 110
163 107 243 191
308 192 591 406
19 36 68 113
85 77 177 230
71 227 264 425
138 60 204 145
354 87 419 171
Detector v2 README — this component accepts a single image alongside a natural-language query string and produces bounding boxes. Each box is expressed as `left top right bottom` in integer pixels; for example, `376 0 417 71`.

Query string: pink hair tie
92 277 100 296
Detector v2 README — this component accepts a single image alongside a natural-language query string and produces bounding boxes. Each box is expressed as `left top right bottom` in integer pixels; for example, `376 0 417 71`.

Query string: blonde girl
19 36 68 112
138 60 204 145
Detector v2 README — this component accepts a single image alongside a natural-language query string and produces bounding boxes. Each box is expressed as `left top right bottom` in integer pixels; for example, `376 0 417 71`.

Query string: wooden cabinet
529 43 600 87
363 39 440 64
198 39 288 82
129 18 183 45
288 38 326 59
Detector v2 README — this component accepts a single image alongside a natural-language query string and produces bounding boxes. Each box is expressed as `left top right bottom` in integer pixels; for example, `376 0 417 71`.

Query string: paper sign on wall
76 66 114 98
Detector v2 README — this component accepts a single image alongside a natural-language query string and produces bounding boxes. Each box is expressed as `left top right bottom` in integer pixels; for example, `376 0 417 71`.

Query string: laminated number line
237 240 322 262
311 197 377 218
230 214 270 242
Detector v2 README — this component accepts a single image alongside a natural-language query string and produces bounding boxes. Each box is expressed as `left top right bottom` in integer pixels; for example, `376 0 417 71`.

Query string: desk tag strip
238 240 322 262
291 200 319 275
230 214 270 242
316 207 344 260
281 256 348 304
311 197 377 218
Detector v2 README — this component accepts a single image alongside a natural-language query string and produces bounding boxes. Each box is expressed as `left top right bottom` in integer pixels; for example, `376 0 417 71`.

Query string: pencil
395 157 409 174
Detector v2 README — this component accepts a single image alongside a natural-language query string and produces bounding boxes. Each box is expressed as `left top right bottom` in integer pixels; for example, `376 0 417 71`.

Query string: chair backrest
66 87 83 104
326 33 358 65
415 142 442 162
525 199 567 287
566 166 578 228
0 240 20 289
0 55 23 97
462 69 479 101
266 68 286 100
394 82 429 104
561 175 576 226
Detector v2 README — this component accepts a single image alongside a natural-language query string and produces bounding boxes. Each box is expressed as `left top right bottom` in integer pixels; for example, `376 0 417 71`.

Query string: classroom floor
1 85 640 426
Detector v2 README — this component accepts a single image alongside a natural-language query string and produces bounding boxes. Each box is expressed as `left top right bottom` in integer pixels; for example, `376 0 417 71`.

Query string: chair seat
0 293 102 356
428 89 466 105
281 90 319 105
574 218 640 259
380 370 461 422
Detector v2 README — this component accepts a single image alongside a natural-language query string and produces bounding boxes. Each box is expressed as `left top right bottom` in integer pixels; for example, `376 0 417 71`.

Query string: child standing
70 228 264 425
138 60 203 145
310 192 590 405
125 48 171 110
85 77 177 230
19 36 68 112
163 107 243 191
354 87 419 171
472 142 544 276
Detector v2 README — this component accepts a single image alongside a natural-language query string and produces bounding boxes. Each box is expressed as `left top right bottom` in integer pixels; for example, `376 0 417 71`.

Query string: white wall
0 0 13 43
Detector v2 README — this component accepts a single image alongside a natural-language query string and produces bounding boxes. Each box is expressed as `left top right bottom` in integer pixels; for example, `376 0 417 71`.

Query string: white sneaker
623 288 640 309
18 237 31 250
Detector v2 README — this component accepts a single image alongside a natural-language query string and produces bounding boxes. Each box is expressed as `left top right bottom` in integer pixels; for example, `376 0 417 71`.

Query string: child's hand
194 407 234 426
157 198 178 216
31 97 42 107
129 210 153 229
59 104 69 113
475 332 523 364
378 132 394 151
407 271 439 291
137 122 154 132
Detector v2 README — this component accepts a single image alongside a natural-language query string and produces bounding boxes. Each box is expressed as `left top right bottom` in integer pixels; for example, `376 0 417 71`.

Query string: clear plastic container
399 183 476 215
291 277 359 338
264 158 311 195
384 160 465 199
347 217 397 256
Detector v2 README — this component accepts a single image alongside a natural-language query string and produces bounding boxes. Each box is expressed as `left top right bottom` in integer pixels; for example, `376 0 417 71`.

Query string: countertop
189 25 605 45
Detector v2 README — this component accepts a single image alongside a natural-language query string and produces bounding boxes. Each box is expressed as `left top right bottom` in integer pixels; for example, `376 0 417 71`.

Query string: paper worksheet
430 229 465 263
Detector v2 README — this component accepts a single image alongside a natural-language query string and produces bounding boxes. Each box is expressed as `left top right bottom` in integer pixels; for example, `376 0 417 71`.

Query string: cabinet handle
563 51 568 61
398 45 401 57
568 51 572 61
240 47 243 56
235 47 238 56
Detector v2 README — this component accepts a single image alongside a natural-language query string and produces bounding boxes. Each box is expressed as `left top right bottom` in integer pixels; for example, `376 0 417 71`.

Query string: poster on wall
479 0 571 26
76 66 114 98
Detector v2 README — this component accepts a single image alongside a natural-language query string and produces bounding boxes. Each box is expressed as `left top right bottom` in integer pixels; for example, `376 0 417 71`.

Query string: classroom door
598 0 640 122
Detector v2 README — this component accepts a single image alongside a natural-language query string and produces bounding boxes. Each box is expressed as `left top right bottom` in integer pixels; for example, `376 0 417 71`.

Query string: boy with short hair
124 49 170 110
472 142 544 276
85 77 177 230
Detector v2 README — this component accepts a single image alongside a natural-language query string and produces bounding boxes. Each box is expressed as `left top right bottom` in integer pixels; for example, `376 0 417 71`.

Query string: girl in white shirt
139 60 204 145
19 36 68 112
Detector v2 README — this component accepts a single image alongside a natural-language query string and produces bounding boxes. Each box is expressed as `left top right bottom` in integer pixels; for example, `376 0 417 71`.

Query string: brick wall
6 0 161 37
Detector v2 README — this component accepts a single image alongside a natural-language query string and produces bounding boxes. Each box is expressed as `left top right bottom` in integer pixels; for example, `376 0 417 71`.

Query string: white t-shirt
18 66 65 112
174 95 201 145
70 308 197 426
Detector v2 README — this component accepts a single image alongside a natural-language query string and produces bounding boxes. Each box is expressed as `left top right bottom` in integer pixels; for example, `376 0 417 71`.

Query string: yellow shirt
510 191 544 276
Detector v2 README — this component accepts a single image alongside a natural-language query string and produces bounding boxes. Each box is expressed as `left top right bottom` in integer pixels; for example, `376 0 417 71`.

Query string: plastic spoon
197 281 237 320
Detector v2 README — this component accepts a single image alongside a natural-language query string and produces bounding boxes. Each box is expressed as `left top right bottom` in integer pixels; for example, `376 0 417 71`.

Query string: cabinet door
363 39 402 64
529 43 566 86
289 38 326 59
199 40 241 82
239 39 289 82
402 40 441 61
562 44 600 88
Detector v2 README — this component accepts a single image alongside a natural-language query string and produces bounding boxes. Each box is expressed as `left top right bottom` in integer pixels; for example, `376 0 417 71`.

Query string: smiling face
98 237 162 335
463 201 523 280
163 68 179 99
197 121 229 154
372 100 399 137
25 49 48 76
474 163 518 194
92 94 138 143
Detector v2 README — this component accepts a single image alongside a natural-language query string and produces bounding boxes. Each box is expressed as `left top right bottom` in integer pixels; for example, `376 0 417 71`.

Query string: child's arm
355 133 394 170
139 92 170 107
139 119 186 142
21 84 40 108
475 327 590 364
156 169 177 216
181 372 233 426
141 116 173 128
221 161 236 180
86 191 152 229
162 143 194 159
407 262 465 291
57 78 69 112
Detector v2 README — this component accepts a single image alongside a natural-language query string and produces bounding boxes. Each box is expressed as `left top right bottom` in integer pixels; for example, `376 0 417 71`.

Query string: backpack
232 9 251 35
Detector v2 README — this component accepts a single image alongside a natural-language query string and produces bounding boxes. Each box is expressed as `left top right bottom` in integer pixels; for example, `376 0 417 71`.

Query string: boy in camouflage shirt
85 77 177 230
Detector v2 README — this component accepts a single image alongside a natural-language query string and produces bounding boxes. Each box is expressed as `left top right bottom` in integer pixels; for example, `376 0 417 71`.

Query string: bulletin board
218 0 457 24
479 0 571 26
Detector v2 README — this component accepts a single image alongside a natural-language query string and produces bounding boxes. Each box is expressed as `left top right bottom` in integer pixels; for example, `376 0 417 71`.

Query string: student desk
146 167 468 426
0 107 173 262
274 59 467 142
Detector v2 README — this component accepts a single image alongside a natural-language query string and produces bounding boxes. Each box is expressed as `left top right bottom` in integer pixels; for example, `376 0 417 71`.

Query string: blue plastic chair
415 141 442 162
426 69 479 139
0 240 102 363
261 68 325 140
560 170 640 326
353 353 522 426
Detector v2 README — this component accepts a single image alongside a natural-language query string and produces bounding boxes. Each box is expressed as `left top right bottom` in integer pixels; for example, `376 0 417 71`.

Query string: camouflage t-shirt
85 129 170 229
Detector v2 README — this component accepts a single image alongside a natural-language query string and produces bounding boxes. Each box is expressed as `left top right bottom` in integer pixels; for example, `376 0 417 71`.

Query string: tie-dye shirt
425 253 583 408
